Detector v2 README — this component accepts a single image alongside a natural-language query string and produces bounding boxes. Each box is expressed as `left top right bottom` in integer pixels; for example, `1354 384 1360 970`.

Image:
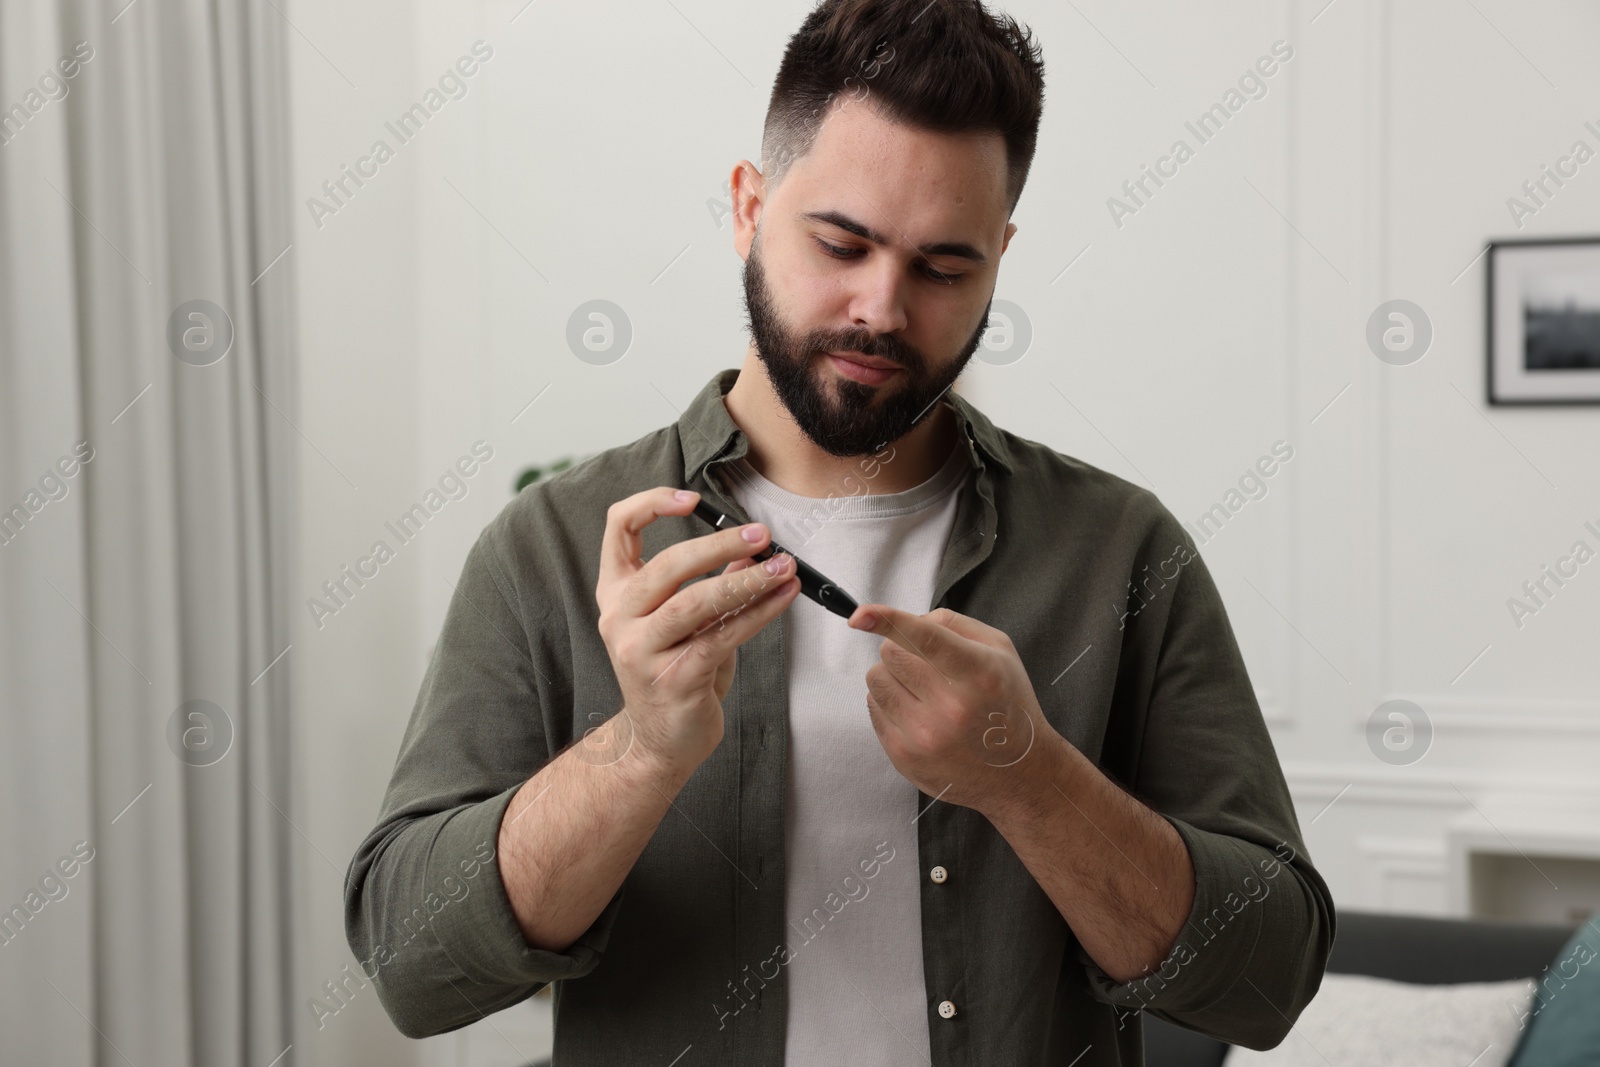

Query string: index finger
847 603 980 676
597 486 700 592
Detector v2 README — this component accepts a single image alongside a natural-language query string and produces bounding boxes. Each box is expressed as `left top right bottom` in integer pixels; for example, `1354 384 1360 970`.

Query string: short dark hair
761 0 1046 216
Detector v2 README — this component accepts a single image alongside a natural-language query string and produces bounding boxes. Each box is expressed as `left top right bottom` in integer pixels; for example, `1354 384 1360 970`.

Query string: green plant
515 455 589 494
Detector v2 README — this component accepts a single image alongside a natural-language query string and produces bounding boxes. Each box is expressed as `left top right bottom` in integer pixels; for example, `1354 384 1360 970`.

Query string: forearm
983 729 1194 982
498 712 693 952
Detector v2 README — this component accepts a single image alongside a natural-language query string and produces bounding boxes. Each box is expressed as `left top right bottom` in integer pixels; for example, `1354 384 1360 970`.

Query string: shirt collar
677 367 1015 487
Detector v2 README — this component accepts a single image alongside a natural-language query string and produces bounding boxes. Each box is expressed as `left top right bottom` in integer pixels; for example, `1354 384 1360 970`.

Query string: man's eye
812 238 963 284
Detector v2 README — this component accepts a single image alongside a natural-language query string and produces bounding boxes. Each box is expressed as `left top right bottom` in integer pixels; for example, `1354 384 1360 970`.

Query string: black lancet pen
691 499 859 620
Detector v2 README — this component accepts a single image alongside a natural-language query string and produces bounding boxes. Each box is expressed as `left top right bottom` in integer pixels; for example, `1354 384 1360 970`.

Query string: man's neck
721 348 960 498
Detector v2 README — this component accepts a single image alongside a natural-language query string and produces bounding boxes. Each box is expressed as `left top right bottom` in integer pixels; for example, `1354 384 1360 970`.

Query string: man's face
737 98 1016 458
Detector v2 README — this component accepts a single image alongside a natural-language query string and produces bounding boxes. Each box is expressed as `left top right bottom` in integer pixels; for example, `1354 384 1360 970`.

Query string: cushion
1222 973 1536 1067
1507 921 1600 1067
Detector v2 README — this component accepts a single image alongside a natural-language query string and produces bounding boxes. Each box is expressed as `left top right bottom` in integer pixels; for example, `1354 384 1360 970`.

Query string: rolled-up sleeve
342 513 623 1038
1079 502 1337 1049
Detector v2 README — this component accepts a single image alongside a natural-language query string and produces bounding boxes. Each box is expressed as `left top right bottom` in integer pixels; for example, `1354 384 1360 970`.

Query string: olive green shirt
345 367 1335 1064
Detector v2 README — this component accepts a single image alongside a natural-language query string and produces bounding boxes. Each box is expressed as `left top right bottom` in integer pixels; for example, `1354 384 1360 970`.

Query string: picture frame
1487 236 1600 405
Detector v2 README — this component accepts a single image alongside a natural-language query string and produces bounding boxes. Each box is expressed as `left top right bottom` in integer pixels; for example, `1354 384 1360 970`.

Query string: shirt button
938 1000 957 1019
929 865 948 884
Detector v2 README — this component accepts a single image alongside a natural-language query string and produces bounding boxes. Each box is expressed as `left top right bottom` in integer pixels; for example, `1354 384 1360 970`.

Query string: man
345 0 1334 1062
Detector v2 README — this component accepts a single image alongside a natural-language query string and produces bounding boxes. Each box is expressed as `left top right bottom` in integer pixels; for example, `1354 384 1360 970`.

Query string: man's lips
826 351 901 385
826 351 899 370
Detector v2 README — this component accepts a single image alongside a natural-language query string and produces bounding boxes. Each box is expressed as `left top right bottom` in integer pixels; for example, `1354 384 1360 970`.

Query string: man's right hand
595 486 799 774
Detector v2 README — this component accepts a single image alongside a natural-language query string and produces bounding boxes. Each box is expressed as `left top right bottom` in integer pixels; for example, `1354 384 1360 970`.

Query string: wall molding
1355 835 1448 914
1346 694 1600 737
1284 762 1600 809
1256 687 1290 725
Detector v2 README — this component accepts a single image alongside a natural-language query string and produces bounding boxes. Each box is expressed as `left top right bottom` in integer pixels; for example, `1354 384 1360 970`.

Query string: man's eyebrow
799 209 989 265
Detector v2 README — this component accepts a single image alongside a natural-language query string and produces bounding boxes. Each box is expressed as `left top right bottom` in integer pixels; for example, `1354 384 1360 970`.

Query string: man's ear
1001 221 1017 256
732 161 766 260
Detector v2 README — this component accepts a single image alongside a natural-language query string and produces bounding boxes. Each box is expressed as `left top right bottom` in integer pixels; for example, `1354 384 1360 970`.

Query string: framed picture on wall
1488 236 1600 404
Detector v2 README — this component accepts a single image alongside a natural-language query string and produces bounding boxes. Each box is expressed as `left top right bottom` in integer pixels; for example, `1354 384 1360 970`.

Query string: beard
741 232 991 458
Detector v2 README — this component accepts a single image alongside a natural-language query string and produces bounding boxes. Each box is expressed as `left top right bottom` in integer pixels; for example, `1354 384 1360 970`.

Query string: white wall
287 1 423 1064
1271 0 1600 919
287 0 1600 1062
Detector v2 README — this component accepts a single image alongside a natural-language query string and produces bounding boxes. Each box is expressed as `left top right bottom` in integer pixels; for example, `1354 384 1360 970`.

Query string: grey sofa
1143 910 1578 1067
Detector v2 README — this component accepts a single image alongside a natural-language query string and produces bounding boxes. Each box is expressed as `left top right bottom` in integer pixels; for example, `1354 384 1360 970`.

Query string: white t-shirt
724 438 970 1066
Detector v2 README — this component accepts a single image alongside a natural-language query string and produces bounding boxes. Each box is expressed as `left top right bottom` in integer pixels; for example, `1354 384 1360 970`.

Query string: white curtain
0 1 298 1064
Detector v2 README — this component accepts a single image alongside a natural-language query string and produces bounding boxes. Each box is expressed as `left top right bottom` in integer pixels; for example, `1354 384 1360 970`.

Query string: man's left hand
847 604 1059 816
